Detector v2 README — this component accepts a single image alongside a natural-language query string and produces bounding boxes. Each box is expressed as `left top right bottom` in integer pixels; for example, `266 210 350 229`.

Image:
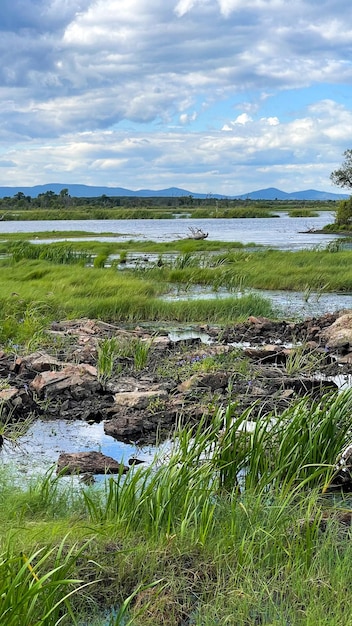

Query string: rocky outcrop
0 311 351 451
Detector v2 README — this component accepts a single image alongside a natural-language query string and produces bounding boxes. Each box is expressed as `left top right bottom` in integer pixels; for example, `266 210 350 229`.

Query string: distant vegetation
324 149 352 231
0 190 336 220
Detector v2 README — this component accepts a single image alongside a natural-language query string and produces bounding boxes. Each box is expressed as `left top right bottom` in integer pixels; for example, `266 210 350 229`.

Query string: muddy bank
0 311 352 459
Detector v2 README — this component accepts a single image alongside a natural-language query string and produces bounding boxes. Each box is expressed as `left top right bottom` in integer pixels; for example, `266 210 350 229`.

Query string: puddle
107 251 177 269
168 328 213 344
0 419 159 483
315 371 352 391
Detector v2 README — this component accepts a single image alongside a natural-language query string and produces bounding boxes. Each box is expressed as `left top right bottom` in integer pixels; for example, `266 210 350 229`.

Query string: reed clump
1 392 352 624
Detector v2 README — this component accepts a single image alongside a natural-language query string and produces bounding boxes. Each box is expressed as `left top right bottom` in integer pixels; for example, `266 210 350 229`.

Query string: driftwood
188 227 208 240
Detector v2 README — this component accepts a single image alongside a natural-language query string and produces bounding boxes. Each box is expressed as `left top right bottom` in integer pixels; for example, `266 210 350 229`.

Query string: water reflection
0 420 159 482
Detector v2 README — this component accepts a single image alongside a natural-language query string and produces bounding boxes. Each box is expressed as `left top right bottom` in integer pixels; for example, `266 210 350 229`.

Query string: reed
0 538 93 626
97 337 121 387
1 387 352 624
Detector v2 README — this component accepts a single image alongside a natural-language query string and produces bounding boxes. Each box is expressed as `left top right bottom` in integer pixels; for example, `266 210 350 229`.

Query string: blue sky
0 0 352 195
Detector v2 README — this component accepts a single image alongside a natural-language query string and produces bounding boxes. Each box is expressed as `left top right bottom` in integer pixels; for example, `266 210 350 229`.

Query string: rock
244 345 287 363
149 336 171 350
30 364 100 398
0 387 21 402
320 312 352 351
323 443 352 492
104 415 148 440
336 352 352 364
177 372 228 392
112 389 168 410
282 377 338 396
17 351 63 373
57 451 129 475
247 316 275 331
177 375 198 392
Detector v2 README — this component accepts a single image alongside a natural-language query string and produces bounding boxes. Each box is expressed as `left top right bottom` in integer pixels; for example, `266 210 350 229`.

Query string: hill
0 183 347 200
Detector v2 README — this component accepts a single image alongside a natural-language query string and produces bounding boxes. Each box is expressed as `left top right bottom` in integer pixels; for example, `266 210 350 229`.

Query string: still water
0 212 341 249
1 419 160 482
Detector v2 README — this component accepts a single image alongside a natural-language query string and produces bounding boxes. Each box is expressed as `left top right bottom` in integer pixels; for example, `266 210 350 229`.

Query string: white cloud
0 0 352 192
0 99 350 194
234 113 253 125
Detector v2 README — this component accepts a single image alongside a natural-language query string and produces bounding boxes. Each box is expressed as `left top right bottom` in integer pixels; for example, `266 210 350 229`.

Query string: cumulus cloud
0 98 350 194
0 0 352 192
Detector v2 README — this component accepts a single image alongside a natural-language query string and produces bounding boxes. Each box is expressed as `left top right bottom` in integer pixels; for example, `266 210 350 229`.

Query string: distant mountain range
0 183 348 201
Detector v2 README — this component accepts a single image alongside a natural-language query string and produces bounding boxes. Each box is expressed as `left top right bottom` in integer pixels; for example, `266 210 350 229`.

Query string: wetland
2 203 352 625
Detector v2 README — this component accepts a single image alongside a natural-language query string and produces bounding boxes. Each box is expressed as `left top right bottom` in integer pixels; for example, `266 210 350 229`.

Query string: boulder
10 351 63 374
57 451 129 475
104 415 151 440
30 363 100 398
112 389 168 410
320 312 352 351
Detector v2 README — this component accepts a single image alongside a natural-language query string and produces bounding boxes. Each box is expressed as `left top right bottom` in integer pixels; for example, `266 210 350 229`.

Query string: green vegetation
97 336 153 387
0 197 351 622
288 208 319 217
0 262 276 348
0 237 352 350
0 191 337 220
323 149 352 230
2 393 352 624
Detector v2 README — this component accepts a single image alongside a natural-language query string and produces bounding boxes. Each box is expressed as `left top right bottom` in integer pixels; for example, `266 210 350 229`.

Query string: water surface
0 212 339 250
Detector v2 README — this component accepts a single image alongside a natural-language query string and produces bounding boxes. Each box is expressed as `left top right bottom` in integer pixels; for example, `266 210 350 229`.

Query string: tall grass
0 261 275 346
0 539 93 626
83 390 352 536
10 240 92 265
1 392 352 624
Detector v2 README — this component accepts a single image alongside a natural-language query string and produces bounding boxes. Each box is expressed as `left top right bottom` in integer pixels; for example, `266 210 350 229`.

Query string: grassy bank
3 238 352 295
0 258 275 348
1 229 352 623
1 393 352 624
0 238 352 348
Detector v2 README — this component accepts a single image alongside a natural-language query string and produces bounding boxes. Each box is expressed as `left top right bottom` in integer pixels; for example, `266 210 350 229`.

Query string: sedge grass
1 390 352 624
0 538 94 626
0 260 276 347
4 236 352 293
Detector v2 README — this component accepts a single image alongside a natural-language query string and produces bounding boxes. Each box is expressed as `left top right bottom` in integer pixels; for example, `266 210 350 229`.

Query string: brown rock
57 451 129 475
178 372 228 392
113 389 168 410
104 415 149 439
21 351 62 372
320 312 352 350
30 364 99 397
0 387 20 402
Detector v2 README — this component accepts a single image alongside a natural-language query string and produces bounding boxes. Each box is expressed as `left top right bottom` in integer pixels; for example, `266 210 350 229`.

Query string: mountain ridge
0 183 347 201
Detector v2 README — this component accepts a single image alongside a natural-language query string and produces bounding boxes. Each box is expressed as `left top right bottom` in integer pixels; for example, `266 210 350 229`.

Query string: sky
1 0 352 195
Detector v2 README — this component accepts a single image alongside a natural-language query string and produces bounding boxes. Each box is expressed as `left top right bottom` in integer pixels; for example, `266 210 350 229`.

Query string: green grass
1 392 352 624
0 258 276 348
9 230 352 297
1 238 352 351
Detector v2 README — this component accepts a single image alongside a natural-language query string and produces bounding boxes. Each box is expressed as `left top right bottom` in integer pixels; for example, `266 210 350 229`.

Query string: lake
0 211 341 250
